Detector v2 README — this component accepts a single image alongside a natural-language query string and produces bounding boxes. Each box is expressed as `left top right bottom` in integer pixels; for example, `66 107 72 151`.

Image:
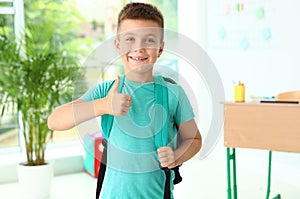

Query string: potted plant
0 23 85 198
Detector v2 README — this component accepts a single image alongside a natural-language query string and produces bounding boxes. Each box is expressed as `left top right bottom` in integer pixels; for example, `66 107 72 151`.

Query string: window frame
0 0 25 151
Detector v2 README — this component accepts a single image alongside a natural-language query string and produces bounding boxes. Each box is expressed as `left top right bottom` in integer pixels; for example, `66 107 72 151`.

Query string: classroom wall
206 0 300 100
178 0 300 149
178 0 217 158
177 0 300 189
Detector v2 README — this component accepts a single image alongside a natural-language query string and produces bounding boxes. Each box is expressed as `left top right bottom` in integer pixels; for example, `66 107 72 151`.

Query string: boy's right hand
105 76 132 116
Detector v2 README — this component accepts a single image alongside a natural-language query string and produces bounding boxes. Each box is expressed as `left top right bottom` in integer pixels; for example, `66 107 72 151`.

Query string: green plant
0 24 86 166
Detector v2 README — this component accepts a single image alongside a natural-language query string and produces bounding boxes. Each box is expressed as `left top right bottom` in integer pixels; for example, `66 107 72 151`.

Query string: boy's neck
125 72 154 83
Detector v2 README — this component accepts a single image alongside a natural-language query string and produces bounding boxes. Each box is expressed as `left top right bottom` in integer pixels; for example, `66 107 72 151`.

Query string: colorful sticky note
240 38 250 51
256 7 265 19
222 3 231 15
235 3 244 12
218 27 227 40
262 27 271 40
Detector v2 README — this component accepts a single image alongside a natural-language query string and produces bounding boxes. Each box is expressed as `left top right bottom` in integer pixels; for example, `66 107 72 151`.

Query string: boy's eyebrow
144 33 159 38
121 32 135 36
120 32 159 38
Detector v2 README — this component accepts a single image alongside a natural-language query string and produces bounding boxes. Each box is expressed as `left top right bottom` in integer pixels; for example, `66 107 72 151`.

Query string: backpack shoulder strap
153 75 169 148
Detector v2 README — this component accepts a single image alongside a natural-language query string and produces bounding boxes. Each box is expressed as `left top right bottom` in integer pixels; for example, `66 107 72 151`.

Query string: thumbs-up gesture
106 76 132 116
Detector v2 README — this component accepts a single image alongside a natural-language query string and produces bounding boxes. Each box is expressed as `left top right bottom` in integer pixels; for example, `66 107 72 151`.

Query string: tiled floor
1 140 300 199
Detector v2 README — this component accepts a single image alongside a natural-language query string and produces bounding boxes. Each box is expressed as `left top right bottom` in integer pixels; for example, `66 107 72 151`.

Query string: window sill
0 140 85 184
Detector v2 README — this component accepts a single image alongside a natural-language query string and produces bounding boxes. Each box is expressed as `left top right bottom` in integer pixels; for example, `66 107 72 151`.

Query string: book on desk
260 100 299 104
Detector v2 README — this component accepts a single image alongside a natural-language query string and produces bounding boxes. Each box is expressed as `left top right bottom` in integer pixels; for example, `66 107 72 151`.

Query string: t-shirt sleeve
79 80 113 102
174 85 195 124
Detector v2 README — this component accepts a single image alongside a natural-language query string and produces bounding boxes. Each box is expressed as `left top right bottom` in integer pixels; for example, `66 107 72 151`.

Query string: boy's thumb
112 75 120 93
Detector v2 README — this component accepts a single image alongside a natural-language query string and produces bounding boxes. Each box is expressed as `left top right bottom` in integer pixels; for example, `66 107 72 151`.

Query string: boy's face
115 19 164 75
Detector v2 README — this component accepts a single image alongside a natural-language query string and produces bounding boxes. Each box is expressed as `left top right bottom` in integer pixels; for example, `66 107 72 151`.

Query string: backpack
96 75 182 199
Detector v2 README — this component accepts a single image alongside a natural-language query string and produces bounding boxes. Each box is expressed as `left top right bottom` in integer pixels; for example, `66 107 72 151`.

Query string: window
0 0 24 149
134 0 178 31
51 0 130 143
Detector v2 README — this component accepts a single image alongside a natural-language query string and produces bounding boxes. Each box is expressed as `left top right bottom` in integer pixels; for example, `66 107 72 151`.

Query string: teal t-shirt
80 76 195 199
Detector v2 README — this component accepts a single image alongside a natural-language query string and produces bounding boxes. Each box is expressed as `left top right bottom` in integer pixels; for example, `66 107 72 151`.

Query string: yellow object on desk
234 85 245 102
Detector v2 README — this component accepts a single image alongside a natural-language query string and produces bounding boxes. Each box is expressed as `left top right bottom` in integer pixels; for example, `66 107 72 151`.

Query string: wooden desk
223 102 300 199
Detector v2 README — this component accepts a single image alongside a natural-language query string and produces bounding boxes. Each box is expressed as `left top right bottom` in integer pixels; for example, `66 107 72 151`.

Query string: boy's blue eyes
146 38 155 43
124 37 156 44
125 37 134 42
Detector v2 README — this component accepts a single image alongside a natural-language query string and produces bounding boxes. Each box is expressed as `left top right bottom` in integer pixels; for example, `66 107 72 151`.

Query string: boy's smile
129 55 148 62
115 19 164 80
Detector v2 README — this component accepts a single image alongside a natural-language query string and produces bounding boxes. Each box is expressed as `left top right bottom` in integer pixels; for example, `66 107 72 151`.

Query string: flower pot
18 162 54 199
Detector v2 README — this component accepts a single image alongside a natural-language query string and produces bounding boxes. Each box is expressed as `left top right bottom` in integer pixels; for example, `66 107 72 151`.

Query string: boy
48 2 202 199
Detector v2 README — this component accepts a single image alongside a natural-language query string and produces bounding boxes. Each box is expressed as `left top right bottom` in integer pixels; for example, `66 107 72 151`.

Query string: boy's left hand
157 146 176 169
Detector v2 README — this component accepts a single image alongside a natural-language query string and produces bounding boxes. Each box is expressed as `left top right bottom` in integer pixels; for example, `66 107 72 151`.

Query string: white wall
177 0 218 157
206 0 300 100
177 0 300 190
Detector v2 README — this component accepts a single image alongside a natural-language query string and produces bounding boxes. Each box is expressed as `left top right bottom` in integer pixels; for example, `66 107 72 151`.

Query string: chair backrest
275 90 300 102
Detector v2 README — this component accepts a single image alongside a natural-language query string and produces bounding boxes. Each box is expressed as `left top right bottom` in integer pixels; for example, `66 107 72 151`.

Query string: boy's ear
158 41 164 58
114 39 120 52
158 48 163 57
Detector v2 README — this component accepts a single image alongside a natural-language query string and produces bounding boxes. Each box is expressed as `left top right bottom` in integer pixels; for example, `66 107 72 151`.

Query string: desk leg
266 151 272 199
266 151 281 199
227 148 238 199
227 148 232 199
